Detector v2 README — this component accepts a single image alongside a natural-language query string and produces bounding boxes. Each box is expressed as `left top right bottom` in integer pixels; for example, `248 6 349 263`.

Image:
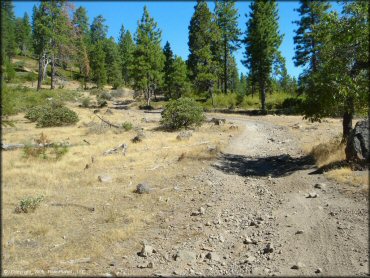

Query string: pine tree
90 15 108 44
214 0 241 94
293 0 331 73
118 25 135 86
32 1 74 90
104 37 122 89
1 1 17 62
163 41 175 98
242 0 282 112
15 13 33 56
131 6 164 106
89 15 108 88
188 0 219 101
72 6 90 89
90 40 107 88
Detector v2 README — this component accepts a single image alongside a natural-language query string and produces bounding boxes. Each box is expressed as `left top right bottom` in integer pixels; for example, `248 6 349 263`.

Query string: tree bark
37 55 43 91
224 40 228 94
261 84 266 113
50 56 55 89
342 97 354 143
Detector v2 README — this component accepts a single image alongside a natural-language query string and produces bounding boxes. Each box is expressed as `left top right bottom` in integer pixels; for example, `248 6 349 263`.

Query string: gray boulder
345 119 369 163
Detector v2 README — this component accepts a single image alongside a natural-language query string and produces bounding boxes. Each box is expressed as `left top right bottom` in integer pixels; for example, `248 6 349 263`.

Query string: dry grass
309 137 346 167
2 98 236 275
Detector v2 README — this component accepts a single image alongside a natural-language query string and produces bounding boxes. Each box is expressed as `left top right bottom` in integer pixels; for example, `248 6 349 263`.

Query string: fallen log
103 143 128 156
95 114 120 128
2 142 70 151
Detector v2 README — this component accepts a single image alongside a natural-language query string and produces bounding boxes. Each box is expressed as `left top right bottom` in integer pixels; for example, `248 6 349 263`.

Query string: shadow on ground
213 153 315 178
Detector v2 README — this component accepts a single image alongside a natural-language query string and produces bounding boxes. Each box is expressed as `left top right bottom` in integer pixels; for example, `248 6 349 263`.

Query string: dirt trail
121 115 368 276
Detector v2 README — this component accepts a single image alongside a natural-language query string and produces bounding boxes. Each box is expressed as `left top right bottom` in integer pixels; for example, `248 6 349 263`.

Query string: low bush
161 97 205 130
25 103 78 127
81 97 91 108
36 106 78 127
122 121 133 131
98 91 112 100
23 133 69 160
15 195 44 213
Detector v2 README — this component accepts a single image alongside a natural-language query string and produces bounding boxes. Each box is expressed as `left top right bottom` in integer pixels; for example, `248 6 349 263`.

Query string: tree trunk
37 55 44 91
261 84 266 113
224 40 228 94
342 97 354 143
50 56 55 89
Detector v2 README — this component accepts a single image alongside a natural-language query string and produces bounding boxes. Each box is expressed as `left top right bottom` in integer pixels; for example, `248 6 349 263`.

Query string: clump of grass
15 195 44 213
81 97 91 108
122 121 133 131
310 137 345 167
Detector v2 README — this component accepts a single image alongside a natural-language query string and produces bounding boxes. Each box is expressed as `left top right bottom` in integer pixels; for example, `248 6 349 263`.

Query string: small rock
306 192 318 198
314 183 326 189
137 262 153 268
263 243 274 254
315 268 322 273
205 252 221 262
174 250 196 263
295 230 304 235
291 262 305 269
138 244 155 257
98 175 112 183
191 207 205 216
135 183 152 194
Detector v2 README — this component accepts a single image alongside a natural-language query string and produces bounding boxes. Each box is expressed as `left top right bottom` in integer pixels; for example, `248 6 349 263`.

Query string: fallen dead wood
95 114 120 128
2 142 70 151
103 143 128 156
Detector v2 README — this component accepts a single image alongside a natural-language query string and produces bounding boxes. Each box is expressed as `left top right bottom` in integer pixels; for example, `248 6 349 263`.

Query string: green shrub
122 121 133 131
4 60 16 82
81 97 91 108
36 106 78 127
98 91 112 100
25 105 51 122
15 195 44 213
97 98 108 107
161 97 205 130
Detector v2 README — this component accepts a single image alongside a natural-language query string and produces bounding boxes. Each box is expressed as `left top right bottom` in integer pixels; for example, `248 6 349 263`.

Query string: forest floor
2 93 368 276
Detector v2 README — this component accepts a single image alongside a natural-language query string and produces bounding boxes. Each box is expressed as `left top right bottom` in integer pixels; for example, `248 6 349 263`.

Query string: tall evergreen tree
293 0 330 73
72 6 90 89
1 1 17 62
242 0 282 112
89 15 108 88
131 6 164 106
15 13 33 56
32 1 73 90
163 41 175 98
188 0 219 102
214 0 241 94
166 56 191 99
90 40 107 88
90 15 108 44
118 25 135 87
104 37 122 89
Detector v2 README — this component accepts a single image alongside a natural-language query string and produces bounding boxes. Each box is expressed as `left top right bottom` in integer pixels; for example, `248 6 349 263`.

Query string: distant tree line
1 0 368 139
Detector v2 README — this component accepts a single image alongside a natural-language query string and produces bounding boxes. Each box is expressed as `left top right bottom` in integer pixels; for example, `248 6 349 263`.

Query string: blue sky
14 1 342 78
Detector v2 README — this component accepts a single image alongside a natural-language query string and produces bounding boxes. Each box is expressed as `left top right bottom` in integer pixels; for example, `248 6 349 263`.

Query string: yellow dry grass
2 99 238 275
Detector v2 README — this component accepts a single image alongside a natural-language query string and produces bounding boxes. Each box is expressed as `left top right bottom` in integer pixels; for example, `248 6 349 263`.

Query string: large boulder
345 119 369 164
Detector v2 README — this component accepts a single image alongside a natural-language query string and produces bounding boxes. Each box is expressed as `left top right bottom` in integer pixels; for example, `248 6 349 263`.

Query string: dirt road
104 115 369 276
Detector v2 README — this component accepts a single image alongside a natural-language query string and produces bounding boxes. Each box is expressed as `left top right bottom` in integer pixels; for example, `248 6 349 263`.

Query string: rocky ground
101 115 368 276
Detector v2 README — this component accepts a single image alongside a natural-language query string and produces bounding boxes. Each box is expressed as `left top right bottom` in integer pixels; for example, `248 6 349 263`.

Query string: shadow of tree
213 153 315 178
